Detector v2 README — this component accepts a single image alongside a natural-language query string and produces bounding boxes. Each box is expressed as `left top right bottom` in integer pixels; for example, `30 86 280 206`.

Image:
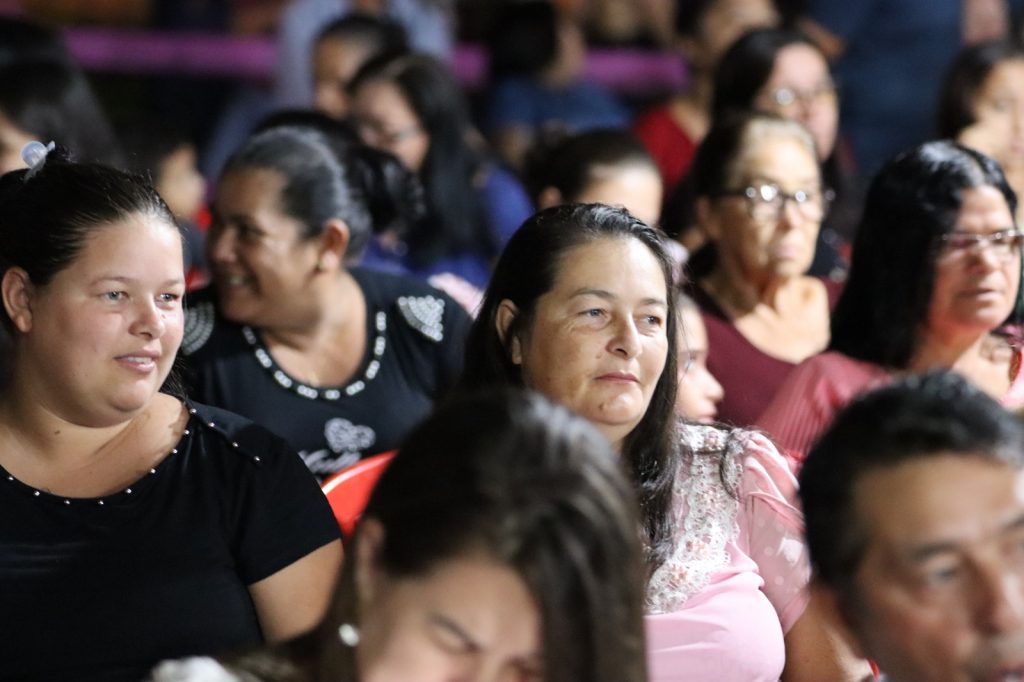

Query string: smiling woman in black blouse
0 148 342 680
184 125 470 480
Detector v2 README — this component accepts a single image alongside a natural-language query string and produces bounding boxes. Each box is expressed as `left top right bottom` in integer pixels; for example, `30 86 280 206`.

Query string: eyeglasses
679 349 702 375
763 81 838 111
938 229 1024 261
352 117 423 149
720 183 831 223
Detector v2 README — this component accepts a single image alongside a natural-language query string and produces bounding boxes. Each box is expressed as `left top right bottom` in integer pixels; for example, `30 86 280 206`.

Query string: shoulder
353 267 470 344
793 351 885 386
181 288 236 357
185 401 290 462
680 423 795 501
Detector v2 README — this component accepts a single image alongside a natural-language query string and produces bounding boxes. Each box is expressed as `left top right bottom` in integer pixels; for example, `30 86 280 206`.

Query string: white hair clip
21 140 55 179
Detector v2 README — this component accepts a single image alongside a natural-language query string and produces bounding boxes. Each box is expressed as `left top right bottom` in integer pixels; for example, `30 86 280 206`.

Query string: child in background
122 122 209 290
525 128 662 226
676 292 724 423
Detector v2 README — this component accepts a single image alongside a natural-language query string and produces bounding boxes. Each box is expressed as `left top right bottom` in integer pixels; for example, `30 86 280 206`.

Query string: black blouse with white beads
0 402 341 682
182 267 471 481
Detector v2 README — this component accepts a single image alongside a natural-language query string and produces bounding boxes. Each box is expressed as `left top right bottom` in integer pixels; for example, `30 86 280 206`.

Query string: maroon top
690 280 843 427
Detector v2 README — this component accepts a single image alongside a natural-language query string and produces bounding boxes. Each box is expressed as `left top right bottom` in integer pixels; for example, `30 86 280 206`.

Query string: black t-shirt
182 268 471 480
0 402 341 682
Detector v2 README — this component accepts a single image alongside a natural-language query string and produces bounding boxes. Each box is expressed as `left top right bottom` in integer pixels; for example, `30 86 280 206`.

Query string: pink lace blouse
645 425 810 682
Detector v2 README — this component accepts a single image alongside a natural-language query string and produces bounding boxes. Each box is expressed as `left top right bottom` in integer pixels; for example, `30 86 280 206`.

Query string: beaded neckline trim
241 311 388 401
1 405 201 506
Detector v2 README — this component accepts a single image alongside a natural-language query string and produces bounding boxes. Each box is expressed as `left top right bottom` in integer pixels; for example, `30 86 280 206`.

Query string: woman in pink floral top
459 204 869 681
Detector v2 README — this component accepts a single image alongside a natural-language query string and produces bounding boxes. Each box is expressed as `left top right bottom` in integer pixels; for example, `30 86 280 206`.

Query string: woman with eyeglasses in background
758 140 1024 461
938 40 1024 224
347 52 533 291
685 112 840 426
708 27 854 282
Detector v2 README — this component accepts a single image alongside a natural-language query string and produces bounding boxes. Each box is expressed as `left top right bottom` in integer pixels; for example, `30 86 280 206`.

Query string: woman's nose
610 318 642 358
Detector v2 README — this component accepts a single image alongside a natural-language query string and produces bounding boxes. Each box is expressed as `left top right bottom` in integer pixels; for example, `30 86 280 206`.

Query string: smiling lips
220 273 252 289
116 350 160 373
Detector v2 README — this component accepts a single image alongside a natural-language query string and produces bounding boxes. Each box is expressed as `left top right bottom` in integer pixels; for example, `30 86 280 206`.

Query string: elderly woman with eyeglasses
711 27 853 281
757 140 1024 460
685 112 840 426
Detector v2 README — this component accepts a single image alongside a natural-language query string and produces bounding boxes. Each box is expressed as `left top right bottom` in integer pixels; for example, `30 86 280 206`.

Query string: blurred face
675 306 723 423
350 79 430 174
574 164 664 227
687 0 779 70
9 215 185 425
0 111 35 174
546 18 586 85
969 59 1024 173
359 554 543 682
705 134 822 283
313 36 374 120
156 145 206 221
505 238 669 448
845 455 1024 682
755 44 839 159
208 168 320 329
928 186 1020 338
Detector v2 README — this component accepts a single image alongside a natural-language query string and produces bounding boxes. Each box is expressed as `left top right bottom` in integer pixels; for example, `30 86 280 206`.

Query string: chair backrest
321 451 396 539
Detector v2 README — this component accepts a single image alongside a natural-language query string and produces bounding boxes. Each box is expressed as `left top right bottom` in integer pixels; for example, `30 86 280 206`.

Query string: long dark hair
829 140 1019 367
349 53 495 268
459 203 681 575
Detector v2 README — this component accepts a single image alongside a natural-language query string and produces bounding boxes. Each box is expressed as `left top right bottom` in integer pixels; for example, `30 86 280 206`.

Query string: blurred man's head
801 372 1024 682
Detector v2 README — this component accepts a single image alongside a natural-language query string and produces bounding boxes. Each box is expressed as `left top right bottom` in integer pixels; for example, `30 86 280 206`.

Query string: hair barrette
21 140 55 179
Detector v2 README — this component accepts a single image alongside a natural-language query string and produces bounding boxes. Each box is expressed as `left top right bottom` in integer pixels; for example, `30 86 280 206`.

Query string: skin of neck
261 270 364 352
0 361 140 465
707 253 792 313
910 322 992 373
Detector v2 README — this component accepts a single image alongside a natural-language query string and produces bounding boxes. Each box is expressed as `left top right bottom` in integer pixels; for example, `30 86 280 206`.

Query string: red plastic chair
321 451 395 539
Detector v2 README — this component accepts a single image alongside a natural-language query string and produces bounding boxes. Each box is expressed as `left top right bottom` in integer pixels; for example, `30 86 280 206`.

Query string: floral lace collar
646 424 743 614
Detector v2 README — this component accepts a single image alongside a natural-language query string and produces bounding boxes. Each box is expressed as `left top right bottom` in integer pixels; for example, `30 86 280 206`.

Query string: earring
338 623 361 647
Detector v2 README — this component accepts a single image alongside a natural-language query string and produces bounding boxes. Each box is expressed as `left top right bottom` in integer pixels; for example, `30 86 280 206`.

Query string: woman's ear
495 299 523 365
317 219 351 272
354 517 386 609
1 267 35 333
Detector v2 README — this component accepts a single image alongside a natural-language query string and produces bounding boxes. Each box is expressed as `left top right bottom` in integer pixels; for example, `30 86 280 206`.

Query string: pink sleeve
737 431 810 634
755 352 886 461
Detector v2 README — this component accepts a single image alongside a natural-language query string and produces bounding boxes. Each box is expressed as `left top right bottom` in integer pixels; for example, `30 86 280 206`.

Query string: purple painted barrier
62 27 687 94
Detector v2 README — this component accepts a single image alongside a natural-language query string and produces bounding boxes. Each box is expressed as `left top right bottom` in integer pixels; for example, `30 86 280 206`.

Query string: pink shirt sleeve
755 352 888 461
736 431 810 634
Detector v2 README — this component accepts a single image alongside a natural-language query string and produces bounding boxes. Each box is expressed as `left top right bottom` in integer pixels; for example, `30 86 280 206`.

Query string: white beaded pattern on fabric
181 301 216 355
149 656 243 682
646 424 743 614
242 311 387 400
396 295 445 342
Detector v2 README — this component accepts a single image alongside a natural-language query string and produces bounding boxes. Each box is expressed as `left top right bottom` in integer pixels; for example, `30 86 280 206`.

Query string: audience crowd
4 1 1024 680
